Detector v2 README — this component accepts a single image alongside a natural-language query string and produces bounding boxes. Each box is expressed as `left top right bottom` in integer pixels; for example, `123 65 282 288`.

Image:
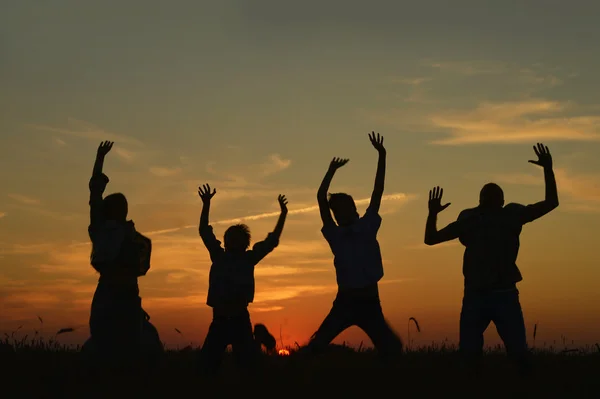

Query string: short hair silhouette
224 224 251 250
479 183 504 208
328 193 359 224
103 193 128 221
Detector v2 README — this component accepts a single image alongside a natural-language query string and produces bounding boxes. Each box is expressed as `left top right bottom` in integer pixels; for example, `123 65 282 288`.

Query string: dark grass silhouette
2 335 599 397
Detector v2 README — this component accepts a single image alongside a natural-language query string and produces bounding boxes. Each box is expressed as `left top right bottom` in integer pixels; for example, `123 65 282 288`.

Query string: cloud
251 306 284 313
7 194 41 205
366 61 588 144
149 166 183 177
392 77 432 86
28 117 143 147
428 99 600 145
260 154 291 177
141 192 416 236
425 60 509 76
213 192 415 225
7 204 81 222
423 60 564 88
114 147 137 162
0 212 5 219
53 137 67 146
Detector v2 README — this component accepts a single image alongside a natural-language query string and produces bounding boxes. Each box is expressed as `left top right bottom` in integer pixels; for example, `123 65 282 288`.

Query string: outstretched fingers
368 131 384 146
198 184 216 197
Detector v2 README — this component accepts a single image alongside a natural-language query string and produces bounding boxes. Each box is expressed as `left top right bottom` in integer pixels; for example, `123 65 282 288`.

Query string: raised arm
521 143 559 224
271 195 288 240
317 158 348 227
367 132 386 213
197 184 222 255
89 141 113 226
424 186 462 245
252 195 289 262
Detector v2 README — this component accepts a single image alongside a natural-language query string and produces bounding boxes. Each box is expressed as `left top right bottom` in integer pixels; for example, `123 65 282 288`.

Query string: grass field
2 336 599 398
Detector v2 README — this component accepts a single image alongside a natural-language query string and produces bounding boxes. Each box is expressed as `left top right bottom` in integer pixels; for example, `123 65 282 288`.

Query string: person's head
103 193 128 222
479 183 504 209
224 224 251 252
328 193 359 226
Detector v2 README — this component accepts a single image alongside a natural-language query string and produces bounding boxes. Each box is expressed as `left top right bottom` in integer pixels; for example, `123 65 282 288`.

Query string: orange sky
2 1 600 350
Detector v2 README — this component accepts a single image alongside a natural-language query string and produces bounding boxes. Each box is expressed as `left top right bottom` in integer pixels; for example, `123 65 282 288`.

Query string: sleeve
199 224 224 260
89 174 108 228
320 223 337 243
361 206 382 236
250 232 280 264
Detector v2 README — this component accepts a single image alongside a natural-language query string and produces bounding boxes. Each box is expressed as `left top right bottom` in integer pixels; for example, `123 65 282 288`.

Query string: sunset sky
2 1 600 350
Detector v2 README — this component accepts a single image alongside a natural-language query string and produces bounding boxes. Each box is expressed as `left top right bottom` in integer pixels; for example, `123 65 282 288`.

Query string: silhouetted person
85 141 162 365
197 184 288 374
424 143 559 377
305 132 403 361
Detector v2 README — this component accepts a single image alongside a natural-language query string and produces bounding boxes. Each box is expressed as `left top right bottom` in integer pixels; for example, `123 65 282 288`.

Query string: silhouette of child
424 143 559 377
197 184 288 374
85 141 161 363
305 132 403 361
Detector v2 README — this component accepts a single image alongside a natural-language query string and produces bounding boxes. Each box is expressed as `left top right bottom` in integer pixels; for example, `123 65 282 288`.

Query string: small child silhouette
197 184 288 374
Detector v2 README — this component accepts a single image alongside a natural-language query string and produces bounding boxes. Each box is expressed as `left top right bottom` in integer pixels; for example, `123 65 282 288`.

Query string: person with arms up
85 141 162 367
424 143 559 377
197 184 288 375
304 132 403 362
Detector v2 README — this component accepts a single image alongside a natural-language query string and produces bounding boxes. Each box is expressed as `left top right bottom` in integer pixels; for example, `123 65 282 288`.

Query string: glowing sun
278 349 290 356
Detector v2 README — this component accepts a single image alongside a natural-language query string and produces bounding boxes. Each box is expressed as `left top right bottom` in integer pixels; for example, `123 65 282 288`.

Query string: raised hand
278 194 288 213
97 141 114 157
369 131 385 153
528 143 553 169
198 184 217 203
428 186 451 214
329 157 349 171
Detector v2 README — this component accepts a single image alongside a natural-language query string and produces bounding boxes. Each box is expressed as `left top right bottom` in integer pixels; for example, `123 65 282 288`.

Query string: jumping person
197 184 288 374
424 143 559 377
305 132 403 361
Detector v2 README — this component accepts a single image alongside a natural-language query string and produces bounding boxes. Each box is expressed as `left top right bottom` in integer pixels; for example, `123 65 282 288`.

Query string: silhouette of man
424 143 559 377
86 141 161 364
197 184 288 374
305 132 403 361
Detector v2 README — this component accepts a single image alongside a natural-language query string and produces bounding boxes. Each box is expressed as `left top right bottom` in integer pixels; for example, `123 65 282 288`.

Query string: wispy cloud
213 192 415 225
53 137 67 146
392 77 432 86
8 194 41 205
149 166 183 177
428 99 600 145
425 60 509 75
260 154 291 177
251 306 284 313
28 117 143 147
142 192 416 236
114 147 137 162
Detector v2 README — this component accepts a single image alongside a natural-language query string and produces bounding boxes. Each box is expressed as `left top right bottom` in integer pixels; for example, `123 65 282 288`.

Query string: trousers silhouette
199 308 259 374
306 287 403 360
459 288 532 375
